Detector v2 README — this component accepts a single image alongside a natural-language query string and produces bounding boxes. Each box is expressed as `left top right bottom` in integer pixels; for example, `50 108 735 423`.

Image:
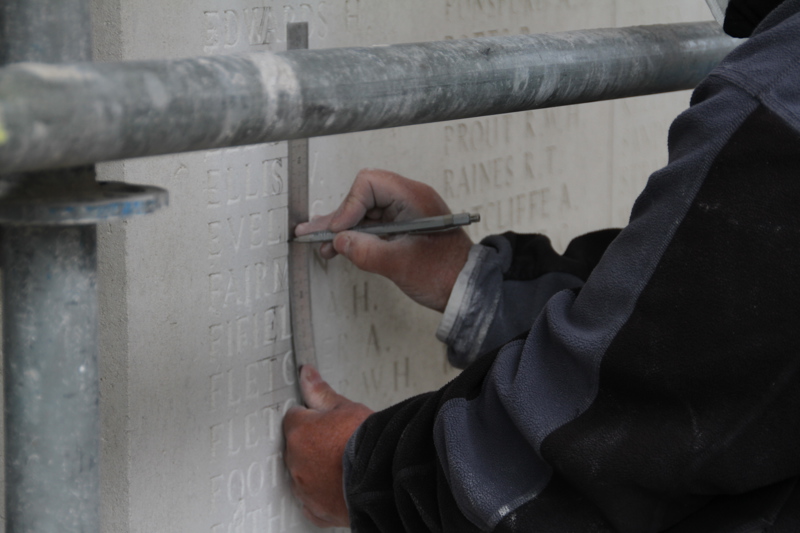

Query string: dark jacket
344 1 800 530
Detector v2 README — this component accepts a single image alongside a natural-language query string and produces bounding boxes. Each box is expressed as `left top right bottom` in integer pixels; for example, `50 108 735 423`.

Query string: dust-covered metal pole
2 201 101 533
1 0 101 531
0 21 739 174
0 0 167 528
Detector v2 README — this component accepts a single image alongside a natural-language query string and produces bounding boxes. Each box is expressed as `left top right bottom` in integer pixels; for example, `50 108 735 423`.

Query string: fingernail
301 365 320 384
337 235 352 255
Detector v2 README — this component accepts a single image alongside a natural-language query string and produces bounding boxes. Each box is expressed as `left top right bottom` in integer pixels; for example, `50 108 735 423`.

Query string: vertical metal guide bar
0 1 167 531
287 22 319 373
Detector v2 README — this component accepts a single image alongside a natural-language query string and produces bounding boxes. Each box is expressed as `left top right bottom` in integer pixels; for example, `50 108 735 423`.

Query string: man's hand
295 169 473 312
283 365 374 528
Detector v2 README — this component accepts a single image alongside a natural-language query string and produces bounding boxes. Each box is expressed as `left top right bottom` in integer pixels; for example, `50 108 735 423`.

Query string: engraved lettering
282 351 296 386
525 110 536 138
265 497 285 533
467 187 552 233
363 366 383 392
444 0 539 21
211 373 224 411
266 207 288 245
228 369 242 406
208 263 273 313
243 7 276 46
353 282 368 316
245 163 260 200
443 155 514 200
209 273 224 312
344 0 361 30
227 469 245 502
211 423 224 458
546 145 557 175
265 404 280 441
226 167 241 205
245 362 260 400
207 170 222 207
247 461 265 495
282 5 296 24
210 475 225 513
227 418 242 456
524 151 536 180
205 6 327 53
367 324 381 357
272 256 289 293
227 216 245 253
204 12 222 52
249 213 264 250
245 411 260 449
262 157 284 196
208 153 286 206
208 221 223 258
247 509 263 533
209 323 224 358
224 10 240 48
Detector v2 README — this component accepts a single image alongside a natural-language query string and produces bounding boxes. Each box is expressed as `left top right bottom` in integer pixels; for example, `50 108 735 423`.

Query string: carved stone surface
0 1 713 532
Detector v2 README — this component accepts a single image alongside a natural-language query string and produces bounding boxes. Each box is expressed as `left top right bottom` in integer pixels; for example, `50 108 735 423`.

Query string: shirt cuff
341 423 363 517
436 244 502 368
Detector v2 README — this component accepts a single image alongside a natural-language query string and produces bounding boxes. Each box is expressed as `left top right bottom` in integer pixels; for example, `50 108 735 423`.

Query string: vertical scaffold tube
1 0 100 531
2 225 100 533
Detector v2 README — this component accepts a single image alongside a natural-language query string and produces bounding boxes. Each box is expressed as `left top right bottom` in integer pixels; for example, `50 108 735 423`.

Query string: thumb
299 365 342 411
333 231 410 277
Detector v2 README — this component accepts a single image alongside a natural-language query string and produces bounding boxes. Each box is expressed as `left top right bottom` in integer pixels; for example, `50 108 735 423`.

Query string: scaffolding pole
0 1 166 532
1 1 101 532
0 21 739 175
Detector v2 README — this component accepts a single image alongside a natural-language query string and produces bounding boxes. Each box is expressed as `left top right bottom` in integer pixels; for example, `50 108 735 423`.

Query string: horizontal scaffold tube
0 22 738 174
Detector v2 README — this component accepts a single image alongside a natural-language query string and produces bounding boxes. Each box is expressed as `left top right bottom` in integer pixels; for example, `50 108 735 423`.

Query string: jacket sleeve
344 10 800 533
436 229 620 369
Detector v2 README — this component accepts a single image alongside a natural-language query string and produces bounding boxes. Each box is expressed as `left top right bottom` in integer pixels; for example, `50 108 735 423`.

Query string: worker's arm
339 50 800 530
296 169 619 368
286 10 800 531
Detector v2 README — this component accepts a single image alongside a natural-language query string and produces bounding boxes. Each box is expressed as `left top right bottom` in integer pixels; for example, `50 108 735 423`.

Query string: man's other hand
283 365 373 528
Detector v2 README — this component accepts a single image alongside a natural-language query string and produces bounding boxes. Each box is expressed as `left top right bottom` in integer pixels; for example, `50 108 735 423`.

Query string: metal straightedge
287 22 319 374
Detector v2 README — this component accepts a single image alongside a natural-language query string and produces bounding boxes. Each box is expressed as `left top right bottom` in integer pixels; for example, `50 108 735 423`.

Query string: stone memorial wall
3 1 713 532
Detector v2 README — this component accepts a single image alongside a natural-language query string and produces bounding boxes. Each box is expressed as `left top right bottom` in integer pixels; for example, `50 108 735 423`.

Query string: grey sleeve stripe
341 424 363 516
435 244 485 344
436 244 503 369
